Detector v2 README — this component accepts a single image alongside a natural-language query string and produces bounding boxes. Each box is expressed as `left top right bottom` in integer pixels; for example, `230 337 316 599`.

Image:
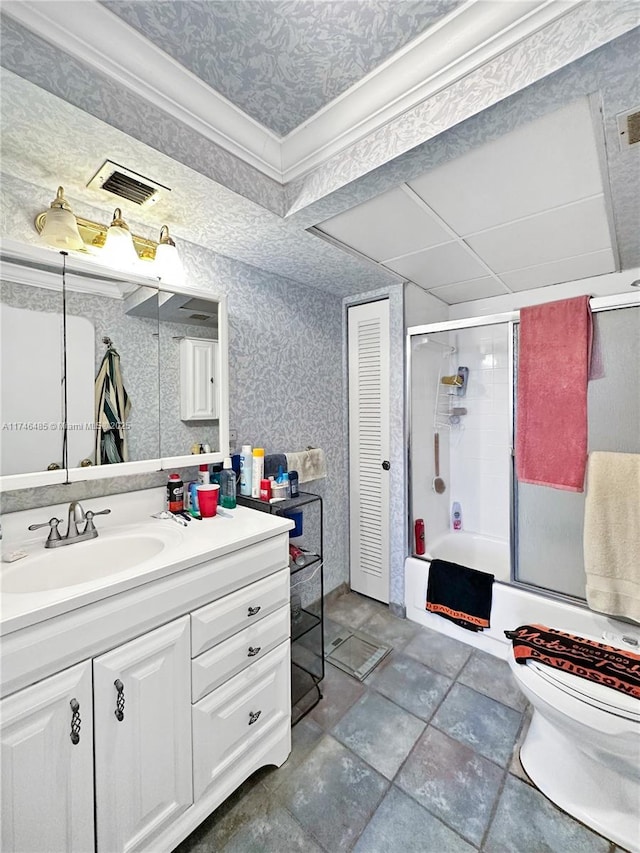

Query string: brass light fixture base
34 211 158 261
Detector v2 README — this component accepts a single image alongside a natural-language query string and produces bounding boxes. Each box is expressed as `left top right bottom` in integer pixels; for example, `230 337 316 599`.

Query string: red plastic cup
197 484 219 517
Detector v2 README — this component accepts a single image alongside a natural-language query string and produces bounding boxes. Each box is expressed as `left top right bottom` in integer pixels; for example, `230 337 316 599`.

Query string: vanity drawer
191 606 289 702
191 569 289 658
192 640 290 801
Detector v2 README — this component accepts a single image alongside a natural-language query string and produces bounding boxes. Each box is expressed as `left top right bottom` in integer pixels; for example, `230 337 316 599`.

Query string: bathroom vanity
0 491 293 852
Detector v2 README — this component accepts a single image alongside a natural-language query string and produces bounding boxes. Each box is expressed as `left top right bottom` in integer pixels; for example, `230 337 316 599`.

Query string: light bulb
154 225 185 284
39 186 84 251
103 208 140 270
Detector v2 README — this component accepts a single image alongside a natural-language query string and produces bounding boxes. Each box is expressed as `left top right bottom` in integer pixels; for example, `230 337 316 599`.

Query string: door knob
382 460 390 470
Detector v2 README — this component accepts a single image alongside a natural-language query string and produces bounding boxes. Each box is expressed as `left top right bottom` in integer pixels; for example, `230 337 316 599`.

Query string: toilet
508 635 640 853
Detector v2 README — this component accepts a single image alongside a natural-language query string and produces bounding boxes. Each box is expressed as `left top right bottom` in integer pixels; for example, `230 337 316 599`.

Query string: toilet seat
527 660 640 721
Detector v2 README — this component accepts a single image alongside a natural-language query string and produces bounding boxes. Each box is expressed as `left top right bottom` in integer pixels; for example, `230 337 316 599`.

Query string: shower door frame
405 291 638 604
406 311 518 586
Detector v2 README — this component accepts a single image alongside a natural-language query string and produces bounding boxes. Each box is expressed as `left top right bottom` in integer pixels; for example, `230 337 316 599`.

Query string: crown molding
3 0 636 187
279 0 580 181
1 0 284 180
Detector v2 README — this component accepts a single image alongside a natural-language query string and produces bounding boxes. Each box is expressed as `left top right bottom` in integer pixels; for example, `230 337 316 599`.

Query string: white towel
285 449 327 484
584 451 640 624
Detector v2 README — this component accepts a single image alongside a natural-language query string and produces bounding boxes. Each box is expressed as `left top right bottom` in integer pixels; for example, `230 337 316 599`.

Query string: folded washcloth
426 559 494 632
285 448 327 483
264 453 287 480
584 451 640 623
505 624 640 700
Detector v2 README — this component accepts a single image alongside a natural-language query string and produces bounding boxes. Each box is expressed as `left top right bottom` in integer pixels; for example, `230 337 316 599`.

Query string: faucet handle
84 508 111 533
28 518 62 543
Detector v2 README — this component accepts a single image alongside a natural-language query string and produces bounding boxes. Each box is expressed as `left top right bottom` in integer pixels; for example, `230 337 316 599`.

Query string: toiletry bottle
210 462 223 486
282 471 290 498
167 473 184 513
240 445 253 496
198 464 210 485
415 519 425 554
252 447 264 498
220 457 237 509
289 470 299 497
260 478 271 502
452 502 462 531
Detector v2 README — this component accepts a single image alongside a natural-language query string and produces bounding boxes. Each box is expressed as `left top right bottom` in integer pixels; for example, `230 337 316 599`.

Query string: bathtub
405 555 638 660
425 531 510 582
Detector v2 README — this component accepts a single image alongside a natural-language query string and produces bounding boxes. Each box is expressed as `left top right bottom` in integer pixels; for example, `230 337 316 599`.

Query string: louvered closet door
348 299 390 603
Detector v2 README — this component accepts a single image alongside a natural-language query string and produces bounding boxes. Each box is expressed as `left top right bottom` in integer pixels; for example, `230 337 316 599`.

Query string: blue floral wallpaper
101 0 462 136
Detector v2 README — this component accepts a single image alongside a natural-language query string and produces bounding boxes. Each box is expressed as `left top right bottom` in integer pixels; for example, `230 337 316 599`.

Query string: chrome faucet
28 502 111 548
66 501 86 540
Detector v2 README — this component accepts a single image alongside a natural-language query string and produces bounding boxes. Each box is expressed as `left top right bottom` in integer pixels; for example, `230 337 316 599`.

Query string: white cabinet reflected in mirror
158 288 228 469
0 249 229 491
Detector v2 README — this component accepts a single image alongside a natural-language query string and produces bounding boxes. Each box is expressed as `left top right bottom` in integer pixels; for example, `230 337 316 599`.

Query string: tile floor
175 591 623 853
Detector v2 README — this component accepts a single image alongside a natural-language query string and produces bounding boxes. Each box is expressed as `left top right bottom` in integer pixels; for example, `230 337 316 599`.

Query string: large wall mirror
0 249 229 490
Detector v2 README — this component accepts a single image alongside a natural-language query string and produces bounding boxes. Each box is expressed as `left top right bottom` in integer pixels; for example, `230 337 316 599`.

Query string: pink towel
516 295 592 492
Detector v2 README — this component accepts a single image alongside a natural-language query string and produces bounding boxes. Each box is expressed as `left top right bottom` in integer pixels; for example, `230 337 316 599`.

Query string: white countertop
1 488 293 635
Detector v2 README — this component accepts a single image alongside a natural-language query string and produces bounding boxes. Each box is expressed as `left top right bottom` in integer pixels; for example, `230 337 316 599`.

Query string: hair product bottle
240 445 253 496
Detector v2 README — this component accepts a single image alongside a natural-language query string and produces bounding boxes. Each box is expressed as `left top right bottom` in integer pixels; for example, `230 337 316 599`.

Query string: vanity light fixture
37 186 84 251
153 224 185 285
34 190 183 278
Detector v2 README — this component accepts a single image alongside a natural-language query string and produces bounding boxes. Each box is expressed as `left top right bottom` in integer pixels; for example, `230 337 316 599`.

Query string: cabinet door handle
248 710 262 725
247 606 261 617
247 646 261 657
114 679 125 722
70 698 81 744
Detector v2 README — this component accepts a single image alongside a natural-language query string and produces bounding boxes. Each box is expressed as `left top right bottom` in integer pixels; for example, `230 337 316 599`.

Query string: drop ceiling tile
466 196 612 272
500 249 616 291
316 187 450 262
407 97 604 234
429 277 508 304
385 241 488 288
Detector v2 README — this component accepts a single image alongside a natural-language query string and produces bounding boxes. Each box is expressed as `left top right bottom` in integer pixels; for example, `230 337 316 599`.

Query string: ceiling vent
87 160 170 207
617 107 640 149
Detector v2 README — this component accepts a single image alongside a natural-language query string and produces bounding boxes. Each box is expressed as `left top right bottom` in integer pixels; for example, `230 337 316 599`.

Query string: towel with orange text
505 624 640 700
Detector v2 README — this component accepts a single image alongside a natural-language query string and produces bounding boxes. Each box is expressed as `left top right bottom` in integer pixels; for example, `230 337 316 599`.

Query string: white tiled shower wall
447 324 511 542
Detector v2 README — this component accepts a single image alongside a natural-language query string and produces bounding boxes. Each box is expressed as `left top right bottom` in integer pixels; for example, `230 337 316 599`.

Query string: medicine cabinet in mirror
0 246 229 491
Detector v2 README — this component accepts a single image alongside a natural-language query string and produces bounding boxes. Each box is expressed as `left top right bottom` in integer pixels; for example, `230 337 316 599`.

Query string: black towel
426 559 494 632
505 624 640 699
264 453 287 480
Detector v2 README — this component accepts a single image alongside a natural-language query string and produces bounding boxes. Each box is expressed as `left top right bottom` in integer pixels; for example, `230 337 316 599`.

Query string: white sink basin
2 525 184 594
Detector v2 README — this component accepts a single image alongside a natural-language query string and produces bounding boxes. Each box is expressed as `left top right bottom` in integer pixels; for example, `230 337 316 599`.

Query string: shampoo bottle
452 502 462 531
240 445 253 496
252 448 265 498
220 457 237 509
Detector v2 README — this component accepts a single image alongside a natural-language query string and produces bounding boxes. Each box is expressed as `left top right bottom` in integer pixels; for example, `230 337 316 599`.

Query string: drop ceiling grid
314 96 617 303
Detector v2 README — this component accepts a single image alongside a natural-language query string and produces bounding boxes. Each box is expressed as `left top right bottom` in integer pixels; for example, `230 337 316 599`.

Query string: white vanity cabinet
0 660 95 853
0 515 293 853
180 336 218 421
93 616 192 853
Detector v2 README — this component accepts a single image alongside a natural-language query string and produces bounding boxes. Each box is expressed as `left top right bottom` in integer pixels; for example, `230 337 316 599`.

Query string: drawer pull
70 698 81 744
248 710 262 726
247 606 261 617
247 646 261 657
114 679 125 722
